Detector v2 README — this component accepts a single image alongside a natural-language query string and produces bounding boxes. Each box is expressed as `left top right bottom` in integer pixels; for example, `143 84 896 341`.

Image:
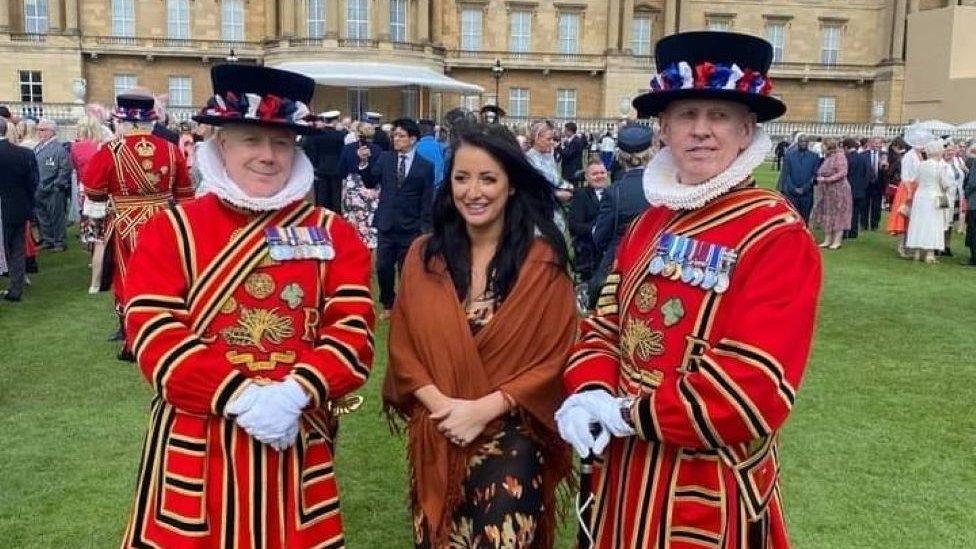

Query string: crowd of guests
775 129 976 265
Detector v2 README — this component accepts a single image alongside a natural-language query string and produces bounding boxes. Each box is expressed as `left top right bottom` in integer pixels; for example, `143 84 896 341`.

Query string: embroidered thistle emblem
221 307 295 352
621 318 664 362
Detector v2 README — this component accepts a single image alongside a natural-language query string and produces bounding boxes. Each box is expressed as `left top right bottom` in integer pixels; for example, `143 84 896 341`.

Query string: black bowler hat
480 105 505 121
632 31 786 122
113 93 157 123
617 124 653 153
193 64 316 134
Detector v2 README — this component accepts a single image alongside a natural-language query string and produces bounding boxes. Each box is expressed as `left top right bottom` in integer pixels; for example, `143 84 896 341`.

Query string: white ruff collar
195 138 313 211
643 129 772 210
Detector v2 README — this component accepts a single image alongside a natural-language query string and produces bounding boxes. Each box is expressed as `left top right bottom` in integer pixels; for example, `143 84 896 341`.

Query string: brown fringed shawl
383 237 577 547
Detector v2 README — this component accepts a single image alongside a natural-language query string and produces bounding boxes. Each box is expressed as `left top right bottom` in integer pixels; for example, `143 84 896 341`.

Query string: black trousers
966 212 976 264
314 175 343 213
865 185 884 230
847 197 867 238
786 192 813 225
2 222 27 299
376 231 418 310
35 189 67 247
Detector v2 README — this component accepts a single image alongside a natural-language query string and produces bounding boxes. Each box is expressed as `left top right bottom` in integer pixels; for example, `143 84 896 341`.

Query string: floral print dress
341 173 379 249
413 293 546 549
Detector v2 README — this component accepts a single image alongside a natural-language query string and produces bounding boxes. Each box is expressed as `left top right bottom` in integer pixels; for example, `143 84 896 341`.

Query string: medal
669 237 688 281
681 239 698 284
714 250 738 294
690 242 709 287
648 233 672 275
701 244 721 291
660 234 680 278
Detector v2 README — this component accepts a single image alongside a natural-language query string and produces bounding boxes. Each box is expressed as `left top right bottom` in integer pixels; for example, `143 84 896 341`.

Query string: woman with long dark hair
384 123 576 548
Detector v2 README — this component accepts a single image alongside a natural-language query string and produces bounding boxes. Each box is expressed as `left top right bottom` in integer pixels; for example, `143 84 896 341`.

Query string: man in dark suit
357 117 433 318
590 125 652 305
570 159 609 284
863 136 886 230
844 137 871 239
0 117 40 302
301 110 347 212
365 112 392 152
558 122 586 186
777 135 819 224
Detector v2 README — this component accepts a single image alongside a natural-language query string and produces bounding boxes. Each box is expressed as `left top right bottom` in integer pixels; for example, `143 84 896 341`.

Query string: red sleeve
170 143 194 202
82 146 113 202
630 227 822 449
564 270 623 395
290 215 376 407
124 211 249 415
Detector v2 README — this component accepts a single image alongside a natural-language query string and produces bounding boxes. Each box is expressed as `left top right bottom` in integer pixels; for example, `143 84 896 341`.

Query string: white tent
956 121 976 129
271 61 484 93
915 119 956 132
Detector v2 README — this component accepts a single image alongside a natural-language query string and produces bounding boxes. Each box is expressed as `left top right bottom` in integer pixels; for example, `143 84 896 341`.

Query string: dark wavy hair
424 122 569 302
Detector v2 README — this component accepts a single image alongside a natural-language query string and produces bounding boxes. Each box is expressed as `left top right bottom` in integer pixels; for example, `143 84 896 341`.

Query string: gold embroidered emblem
220 296 238 315
329 394 365 416
134 137 156 157
635 282 657 313
302 307 320 342
621 318 665 363
661 297 686 327
280 283 304 310
141 159 153 170
220 307 295 352
641 368 664 389
258 254 278 267
244 273 276 300
226 349 297 372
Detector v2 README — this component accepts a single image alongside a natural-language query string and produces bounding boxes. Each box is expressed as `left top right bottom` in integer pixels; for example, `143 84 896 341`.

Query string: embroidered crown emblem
134 137 156 158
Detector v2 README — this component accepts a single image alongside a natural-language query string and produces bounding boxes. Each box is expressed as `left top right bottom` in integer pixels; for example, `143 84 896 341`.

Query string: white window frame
402 86 418 118
19 70 43 102
631 14 652 55
24 0 49 34
346 0 370 40
167 0 190 40
307 0 326 39
765 22 786 63
706 18 732 31
347 88 369 120
508 88 529 118
556 89 577 118
557 12 579 55
390 0 407 43
221 0 245 42
114 74 138 100
168 76 192 107
461 94 480 112
817 96 836 123
821 25 841 65
509 10 531 53
460 8 482 51
111 0 135 38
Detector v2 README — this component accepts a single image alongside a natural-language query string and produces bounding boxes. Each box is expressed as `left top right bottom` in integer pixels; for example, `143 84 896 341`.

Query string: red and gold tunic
121 194 374 548
83 130 193 305
565 187 822 549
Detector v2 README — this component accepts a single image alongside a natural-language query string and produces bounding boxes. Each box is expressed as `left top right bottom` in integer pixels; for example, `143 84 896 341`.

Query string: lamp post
491 58 504 108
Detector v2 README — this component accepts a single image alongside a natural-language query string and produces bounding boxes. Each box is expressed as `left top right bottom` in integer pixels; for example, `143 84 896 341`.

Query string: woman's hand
432 392 510 447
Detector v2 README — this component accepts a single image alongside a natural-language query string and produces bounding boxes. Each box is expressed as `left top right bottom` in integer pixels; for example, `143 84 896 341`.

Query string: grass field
1 165 975 548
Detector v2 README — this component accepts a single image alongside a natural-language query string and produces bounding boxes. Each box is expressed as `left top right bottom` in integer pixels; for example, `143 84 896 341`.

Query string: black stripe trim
213 373 248 416
738 218 792 254
672 529 721 544
302 465 335 484
165 476 204 492
294 367 329 403
715 342 796 405
154 408 209 533
318 537 346 549
317 337 369 378
170 206 194 282
251 439 264 549
127 297 187 311
635 397 658 442
698 359 769 437
678 379 722 448
133 316 181 356
222 421 236 549
154 338 202 391
125 399 166 548
300 499 341 523
632 435 661 547
681 196 771 234
187 210 275 305
168 438 207 453
674 489 722 503
338 318 368 331
333 287 371 299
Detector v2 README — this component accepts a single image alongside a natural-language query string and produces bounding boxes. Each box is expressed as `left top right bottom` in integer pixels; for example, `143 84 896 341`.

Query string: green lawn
1 166 975 547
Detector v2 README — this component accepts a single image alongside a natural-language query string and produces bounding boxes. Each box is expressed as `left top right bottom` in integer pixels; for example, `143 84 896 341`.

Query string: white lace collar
195 138 313 211
643 129 772 210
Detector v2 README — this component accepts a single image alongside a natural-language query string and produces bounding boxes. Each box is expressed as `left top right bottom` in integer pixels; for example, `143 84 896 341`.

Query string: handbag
937 194 950 209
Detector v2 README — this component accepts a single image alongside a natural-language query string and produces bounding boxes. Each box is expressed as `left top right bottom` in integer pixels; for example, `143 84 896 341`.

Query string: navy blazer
0 140 40 226
359 149 434 235
846 150 872 199
777 147 820 196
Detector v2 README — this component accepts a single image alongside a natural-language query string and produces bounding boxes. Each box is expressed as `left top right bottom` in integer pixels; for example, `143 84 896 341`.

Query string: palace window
19 71 43 103
114 74 138 100
632 15 652 55
347 88 369 121
167 0 190 40
557 12 579 55
817 96 836 123
556 89 577 118
461 94 480 112
24 0 49 34
221 0 244 42
509 10 531 53
822 25 841 65
347 0 369 40
508 88 529 117
111 0 135 38
402 86 418 118
390 0 407 43
460 8 482 51
169 76 192 107
706 17 731 31
307 0 326 39
766 22 786 63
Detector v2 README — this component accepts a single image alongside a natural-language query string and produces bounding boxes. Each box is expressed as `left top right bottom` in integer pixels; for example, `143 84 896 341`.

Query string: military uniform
84 128 192 306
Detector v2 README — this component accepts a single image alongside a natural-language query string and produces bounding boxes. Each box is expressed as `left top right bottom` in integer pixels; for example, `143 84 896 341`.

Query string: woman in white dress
942 144 967 255
906 139 951 263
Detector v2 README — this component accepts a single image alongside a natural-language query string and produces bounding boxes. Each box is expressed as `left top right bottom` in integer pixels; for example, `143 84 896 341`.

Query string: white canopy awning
271 61 484 93
915 119 956 131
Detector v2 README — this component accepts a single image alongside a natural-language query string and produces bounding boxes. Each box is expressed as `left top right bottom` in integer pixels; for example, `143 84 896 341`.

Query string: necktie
397 154 406 187
872 151 878 175
595 189 603 202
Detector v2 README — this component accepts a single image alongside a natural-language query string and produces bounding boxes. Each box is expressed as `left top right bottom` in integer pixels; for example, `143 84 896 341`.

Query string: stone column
430 0 443 45
375 0 390 41
327 0 339 38
416 0 429 44
49 0 62 32
281 0 296 37
65 0 79 34
265 0 278 39
621 0 634 53
0 0 10 32
891 0 908 60
606 0 621 52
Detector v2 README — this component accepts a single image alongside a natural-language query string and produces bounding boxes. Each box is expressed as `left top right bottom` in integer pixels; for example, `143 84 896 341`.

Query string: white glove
555 400 602 458
268 419 301 452
224 382 261 418
233 378 310 446
570 390 636 438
